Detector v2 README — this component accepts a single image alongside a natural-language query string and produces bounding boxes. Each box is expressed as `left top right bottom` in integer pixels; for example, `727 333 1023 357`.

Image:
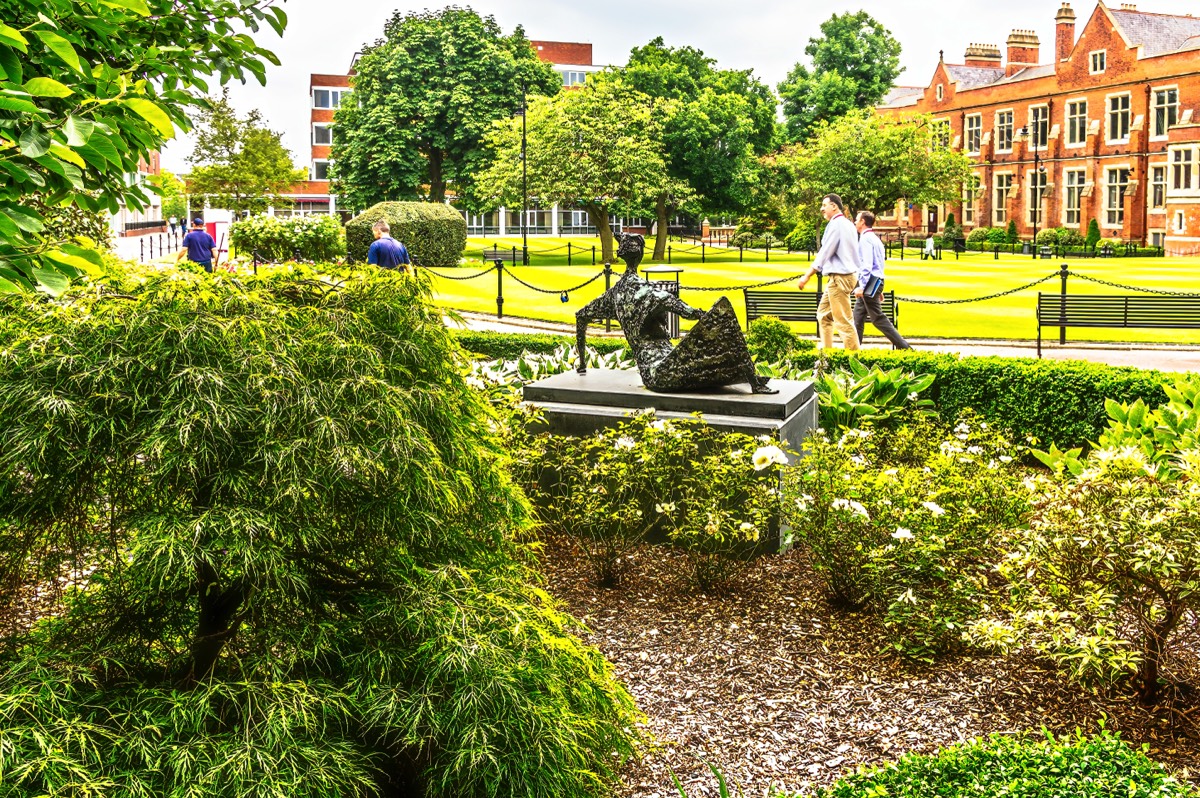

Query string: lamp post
520 82 529 265
1020 125 1047 259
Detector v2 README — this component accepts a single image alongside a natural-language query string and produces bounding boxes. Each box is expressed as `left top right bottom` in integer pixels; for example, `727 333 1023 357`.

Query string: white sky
159 0 1200 173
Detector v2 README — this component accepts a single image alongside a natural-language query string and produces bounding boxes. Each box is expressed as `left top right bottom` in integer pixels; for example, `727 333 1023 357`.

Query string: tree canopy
476 74 673 263
331 8 561 209
621 37 777 260
0 0 287 293
778 11 902 142
186 89 306 215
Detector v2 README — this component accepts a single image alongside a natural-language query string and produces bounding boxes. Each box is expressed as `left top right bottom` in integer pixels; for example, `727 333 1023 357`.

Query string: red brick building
877 1 1200 254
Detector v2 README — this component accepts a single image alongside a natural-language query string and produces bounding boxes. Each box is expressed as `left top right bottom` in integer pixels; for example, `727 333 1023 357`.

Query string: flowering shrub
760 357 936 432
228 214 344 262
787 413 1032 661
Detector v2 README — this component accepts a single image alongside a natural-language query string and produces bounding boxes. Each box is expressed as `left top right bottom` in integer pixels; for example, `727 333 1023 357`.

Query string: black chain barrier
500 264 606 294
687 271 814 292
1067 271 1200 296
893 272 1061 304
422 264 500 281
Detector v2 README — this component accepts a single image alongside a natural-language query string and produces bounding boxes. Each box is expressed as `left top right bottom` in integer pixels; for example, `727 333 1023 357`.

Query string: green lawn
428 236 1200 344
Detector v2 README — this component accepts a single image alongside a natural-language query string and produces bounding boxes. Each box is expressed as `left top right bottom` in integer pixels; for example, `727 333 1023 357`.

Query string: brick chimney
964 43 1002 67
1006 30 1040 77
1055 3 1076 63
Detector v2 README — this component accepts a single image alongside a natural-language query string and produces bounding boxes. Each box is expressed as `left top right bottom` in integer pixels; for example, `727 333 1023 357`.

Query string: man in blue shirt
175 217 217 273
366 219 411 273
853 211 911 349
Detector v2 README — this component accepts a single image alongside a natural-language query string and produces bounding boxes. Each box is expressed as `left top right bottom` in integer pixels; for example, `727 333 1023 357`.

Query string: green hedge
229 214 344 262
787 731 1196 798
451 329 629 360
345 201 466 266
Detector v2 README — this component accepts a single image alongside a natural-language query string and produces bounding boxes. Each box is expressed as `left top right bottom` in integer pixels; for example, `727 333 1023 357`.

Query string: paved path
445 310 1200 373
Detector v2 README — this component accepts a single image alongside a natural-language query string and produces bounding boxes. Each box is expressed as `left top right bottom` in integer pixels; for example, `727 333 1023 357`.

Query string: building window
1106 168 1130 226
313 89 349 109
1064 170 1086 226
1066 100 1087 146
931 119 950 150
1176 211 1186 234
313 124 332 146
1027 169 1047 225
1152 165 1167 208
965 114 982 154
1173 148 1194 190
1153 88 1179 138
963 175 980 224
994 174 1012 225
1151 231 1164 247
312 160 330 181
1107 94 1131 142
995 110 1013 152
1090 50 1106 74
561 70 587 87
1029 105 1049 150
936 84 944 101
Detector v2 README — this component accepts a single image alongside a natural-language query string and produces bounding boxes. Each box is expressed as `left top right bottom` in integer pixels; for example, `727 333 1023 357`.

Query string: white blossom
753 445 788 470
922 501 946 516
831 498 869 519
614 436 637 450
655 502 676 514
891 527 914 540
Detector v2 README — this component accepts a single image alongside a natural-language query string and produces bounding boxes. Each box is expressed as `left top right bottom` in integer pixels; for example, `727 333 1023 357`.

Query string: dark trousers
854 285 911 349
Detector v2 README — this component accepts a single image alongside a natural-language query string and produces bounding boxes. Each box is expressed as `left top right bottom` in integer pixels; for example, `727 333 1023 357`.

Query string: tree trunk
183 560 250 685
1137 602 1182 704
585 202 615 264
428 150 446 203
652 194 670 262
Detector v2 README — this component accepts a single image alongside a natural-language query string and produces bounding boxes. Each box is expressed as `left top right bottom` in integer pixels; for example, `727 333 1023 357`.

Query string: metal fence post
604 262 613 332
668 246 672 264
140 238 145 262
739 245 743 263
765 241 770 263
701 242 705 263
1059 263 1069 344
567 242 572 266
592 245 596 265
496 261 504 319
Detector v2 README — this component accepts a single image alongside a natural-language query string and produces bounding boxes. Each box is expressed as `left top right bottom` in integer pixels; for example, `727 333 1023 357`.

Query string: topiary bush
0 267 640 797
1005 218 1019 243
345 201 466 266
229 213 345 262
986 226 1009 244
1087 217 1102 248
967 226 990 243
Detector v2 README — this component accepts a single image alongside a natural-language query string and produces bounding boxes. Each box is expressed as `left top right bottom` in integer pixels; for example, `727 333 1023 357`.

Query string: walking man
367 219 411 273
797 194 861 351
853 211 911 350
175 217 216 273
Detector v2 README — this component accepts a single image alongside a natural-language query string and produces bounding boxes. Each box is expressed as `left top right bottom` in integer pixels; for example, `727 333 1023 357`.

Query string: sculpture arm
575 293 614 373
660 291 704 321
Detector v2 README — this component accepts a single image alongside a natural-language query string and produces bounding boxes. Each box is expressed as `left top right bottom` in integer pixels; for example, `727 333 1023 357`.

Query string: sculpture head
616 233 645 273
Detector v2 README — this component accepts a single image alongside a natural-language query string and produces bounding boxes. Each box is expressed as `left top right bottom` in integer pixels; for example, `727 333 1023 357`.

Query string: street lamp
1019 125 1047 259
520 82 529 266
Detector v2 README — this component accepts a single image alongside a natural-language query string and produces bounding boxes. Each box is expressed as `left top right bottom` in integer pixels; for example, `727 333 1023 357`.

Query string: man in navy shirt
176 217 217 273
366 219 411 273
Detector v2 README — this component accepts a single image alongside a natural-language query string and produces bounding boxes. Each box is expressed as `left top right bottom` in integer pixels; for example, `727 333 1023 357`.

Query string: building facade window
1106 168 1130 226
1152 165 1167 208
561 70 587 87
1176 211 1187 234
936 84 944 101
1090 50 1106 73
1152 88 1178 138
1151 231 1165 247
995 110 1014 152
1064 169 1086 226
994 173 1012 224
312 124 332 146
1066 100 1087 146
965 114 982 154
1107 94 1131 142
1027 169 1047 225
1029 105 1049 150
312 160 330 181
1174 148 1194 190
963 175 980 224
931 119 950 150
313 89 349 109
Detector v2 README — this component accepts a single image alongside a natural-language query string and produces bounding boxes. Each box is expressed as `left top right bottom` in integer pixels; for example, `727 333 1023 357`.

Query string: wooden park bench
1036 292 1200 356
744 288 899 337
481 247 525 266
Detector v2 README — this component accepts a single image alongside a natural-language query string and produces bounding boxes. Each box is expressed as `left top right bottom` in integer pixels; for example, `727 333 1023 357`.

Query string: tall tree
186 89 306 215
332 8 560 208
622 37 777 261
0 0 286 292
151 169 188 221
771 110 972 225
476 75 673 263
778 11 902 142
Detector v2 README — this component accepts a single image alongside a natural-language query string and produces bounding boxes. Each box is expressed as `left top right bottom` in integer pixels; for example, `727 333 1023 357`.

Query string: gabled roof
1108 8 1200 57
882 86 924 104
944 65 1005 89
990 63 1057 86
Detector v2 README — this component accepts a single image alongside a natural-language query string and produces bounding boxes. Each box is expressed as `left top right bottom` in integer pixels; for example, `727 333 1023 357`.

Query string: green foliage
0 268 641 796
467 343 635 405
0 0 286 292
1035 226 1086 247
151 169 188 221
1087 217 1103 247
785 731 1197 798
807 358 936 432
331 8 560 207
783 215 822 251
25 193 113 252
967 226 990 243
1006 218 1019 243
229 214 345 262
788 415 1030 661
451 329 630 360
345 201 466 266
777 11 903 142
986 226 1009 244
746 316 806 362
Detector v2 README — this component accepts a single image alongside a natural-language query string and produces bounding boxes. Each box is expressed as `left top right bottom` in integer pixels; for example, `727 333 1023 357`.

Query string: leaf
23 77 73 98
0 204 45 232
33 29 82 73
0 94 40 114
0 24 28 52
49 142 86 169
98 0 151 15
0 47 23 82
44 249 98 277
32 264 71 295
64 116 94 146
124 98 175 138
19 126 51 158
0 266 33 292
60 243 105 268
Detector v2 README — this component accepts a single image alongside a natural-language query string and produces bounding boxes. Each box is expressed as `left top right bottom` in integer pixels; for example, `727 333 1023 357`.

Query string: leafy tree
477 75 673 263
621 37 777 261
778 11 902 141
1086 217 1102 248
151 169 189 222
0 0 287 293
186 89 305 215
1007 218 1020 243
771 110 972 227
332 8 560 208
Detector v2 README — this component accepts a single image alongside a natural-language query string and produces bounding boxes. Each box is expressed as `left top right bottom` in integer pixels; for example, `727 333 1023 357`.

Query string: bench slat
745 289 898 326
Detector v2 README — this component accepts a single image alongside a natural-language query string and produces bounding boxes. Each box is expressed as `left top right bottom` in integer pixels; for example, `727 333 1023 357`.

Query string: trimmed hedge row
345 201 466 266
453 331 1169 448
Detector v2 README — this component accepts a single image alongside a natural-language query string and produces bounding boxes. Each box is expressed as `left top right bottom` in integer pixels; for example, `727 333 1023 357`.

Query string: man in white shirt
798 193 861 351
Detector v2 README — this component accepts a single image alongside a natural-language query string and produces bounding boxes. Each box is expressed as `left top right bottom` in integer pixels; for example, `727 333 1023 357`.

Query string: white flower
922 501 946 516
954 422 970 434
908 392 919 401
967 445 984 455
650 420 669 432
740 521 756 533
831 498 869 519
851 455 867 466
655 502 676 514
757 434 772 443
753 445 788 470
999 455 1013 463
884 468 898 476
891 527 914 540
614 436 636 450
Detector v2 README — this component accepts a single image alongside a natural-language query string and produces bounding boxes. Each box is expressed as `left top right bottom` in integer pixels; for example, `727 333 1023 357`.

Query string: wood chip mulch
537 536 1200 798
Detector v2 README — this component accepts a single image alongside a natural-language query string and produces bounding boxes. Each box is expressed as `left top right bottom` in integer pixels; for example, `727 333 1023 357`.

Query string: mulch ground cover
537 534 1200 798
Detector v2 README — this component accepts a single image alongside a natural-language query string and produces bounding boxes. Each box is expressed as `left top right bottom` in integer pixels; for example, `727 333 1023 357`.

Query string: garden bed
538 535 1200 797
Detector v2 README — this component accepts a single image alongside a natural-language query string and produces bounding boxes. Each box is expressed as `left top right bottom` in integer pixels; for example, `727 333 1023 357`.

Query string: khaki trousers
817 273 860 351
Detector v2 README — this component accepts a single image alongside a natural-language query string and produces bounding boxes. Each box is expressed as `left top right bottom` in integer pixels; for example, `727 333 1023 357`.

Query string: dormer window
936 84 944 101
1090 50 1106 74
